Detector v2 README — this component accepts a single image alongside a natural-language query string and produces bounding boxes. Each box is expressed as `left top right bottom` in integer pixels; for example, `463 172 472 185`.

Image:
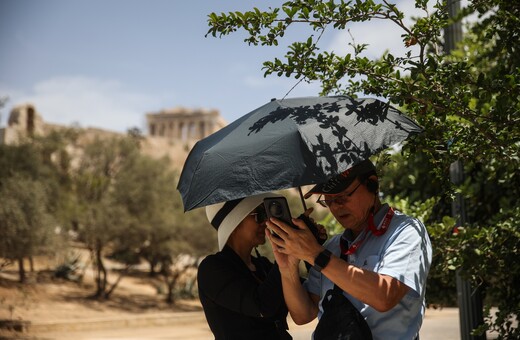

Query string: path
28 308 463 339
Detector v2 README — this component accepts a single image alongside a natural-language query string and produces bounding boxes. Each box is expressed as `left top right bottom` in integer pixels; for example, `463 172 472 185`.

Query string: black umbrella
178 95 422 211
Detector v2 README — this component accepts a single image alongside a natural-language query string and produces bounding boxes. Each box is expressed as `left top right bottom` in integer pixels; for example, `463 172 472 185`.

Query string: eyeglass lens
319 182 362 207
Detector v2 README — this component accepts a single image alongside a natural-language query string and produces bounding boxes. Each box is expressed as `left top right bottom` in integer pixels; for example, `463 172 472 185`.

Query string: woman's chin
255 236 267 246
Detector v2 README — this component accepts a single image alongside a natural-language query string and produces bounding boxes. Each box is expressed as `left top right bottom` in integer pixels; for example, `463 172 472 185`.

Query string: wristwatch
313 249 332 272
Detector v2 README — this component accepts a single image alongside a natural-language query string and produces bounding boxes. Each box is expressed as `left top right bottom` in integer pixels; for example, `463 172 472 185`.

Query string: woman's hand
301 207 328 244
266 229 299 272
316 222 328 243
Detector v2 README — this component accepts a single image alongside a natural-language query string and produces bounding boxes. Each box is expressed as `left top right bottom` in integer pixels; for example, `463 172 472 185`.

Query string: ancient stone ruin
0 104 227 169
146 107 226 142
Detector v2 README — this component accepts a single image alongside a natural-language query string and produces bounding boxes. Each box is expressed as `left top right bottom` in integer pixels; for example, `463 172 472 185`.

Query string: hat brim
215 192 280 251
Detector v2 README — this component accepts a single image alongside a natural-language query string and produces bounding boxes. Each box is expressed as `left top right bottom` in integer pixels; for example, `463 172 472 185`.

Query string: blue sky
1 0 462 133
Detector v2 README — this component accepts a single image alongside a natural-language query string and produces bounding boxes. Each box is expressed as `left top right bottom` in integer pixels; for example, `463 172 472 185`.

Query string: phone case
263 197 293 226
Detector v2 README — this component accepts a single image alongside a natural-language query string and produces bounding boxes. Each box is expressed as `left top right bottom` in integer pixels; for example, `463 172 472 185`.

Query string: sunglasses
250 206 268 224
317 181 362 207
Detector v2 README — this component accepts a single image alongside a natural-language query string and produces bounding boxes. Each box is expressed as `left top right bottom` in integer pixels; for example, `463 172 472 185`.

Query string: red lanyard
341 207 395 256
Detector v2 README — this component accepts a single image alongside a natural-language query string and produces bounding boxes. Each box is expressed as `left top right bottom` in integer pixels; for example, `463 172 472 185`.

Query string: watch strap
313 249 332 272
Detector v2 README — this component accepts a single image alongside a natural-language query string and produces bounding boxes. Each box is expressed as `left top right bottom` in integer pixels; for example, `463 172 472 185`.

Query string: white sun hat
205 192 280 251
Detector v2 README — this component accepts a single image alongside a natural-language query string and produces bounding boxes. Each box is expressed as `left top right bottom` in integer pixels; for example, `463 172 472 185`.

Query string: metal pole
450 161 485 340
444 1 485 338
444 0 463 52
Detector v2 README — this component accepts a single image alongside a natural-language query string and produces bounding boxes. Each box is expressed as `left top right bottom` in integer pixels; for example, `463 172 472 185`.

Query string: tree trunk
165 275 178 304
91 247 107 299
97 248 107 298
17 258 26 283
163 271 182 304
104 265 132 299
149 261 157 277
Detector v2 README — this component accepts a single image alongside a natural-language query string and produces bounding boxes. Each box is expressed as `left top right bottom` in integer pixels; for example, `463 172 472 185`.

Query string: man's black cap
305 159 376 198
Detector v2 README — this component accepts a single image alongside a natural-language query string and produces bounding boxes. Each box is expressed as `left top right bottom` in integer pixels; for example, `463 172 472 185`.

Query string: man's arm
319 254 409 312
267 217 409 312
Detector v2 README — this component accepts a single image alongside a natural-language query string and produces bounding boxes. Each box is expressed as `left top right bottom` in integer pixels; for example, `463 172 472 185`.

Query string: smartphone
263 197 294 227
263 197 325 245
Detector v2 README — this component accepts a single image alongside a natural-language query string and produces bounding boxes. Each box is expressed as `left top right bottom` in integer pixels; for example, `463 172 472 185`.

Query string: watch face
314 249 332 272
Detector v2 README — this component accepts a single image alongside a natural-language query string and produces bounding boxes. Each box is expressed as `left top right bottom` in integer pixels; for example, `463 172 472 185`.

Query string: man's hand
266 214 323 265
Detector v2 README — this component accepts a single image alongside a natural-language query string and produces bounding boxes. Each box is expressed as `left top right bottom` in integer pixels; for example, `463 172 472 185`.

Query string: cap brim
304 159 376 199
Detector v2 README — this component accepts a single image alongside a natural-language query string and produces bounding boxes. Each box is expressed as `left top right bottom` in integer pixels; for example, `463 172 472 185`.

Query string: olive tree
0 131 73 282
111 155 179 275
70 135 138 299
0 175 56 282
112 153 215 303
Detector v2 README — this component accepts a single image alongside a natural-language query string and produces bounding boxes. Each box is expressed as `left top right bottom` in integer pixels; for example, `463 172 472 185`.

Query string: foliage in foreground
206 0 519 337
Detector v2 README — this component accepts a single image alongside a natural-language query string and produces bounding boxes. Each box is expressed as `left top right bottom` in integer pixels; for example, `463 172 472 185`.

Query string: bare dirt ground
0 266 449 340
0 271 201 321
0 266 319 340
0 257 206 340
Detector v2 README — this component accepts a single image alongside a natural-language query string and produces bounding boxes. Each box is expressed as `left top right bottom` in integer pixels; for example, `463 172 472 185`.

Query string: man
266 159 432 339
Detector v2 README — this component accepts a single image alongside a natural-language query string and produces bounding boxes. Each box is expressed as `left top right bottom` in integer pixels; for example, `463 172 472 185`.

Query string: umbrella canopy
178 95 422 211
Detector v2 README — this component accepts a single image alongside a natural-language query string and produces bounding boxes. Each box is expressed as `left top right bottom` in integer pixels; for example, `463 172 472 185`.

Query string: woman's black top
197 245 292 340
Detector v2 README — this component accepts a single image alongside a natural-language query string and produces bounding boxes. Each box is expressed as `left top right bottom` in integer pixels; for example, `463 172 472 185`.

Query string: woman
197 193 292 340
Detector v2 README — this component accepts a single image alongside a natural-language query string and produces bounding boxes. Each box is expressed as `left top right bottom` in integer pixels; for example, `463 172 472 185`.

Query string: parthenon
146 107 226 141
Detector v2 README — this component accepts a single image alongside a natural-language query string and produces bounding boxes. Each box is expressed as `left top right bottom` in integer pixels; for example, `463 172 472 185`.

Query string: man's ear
365 175 379 193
